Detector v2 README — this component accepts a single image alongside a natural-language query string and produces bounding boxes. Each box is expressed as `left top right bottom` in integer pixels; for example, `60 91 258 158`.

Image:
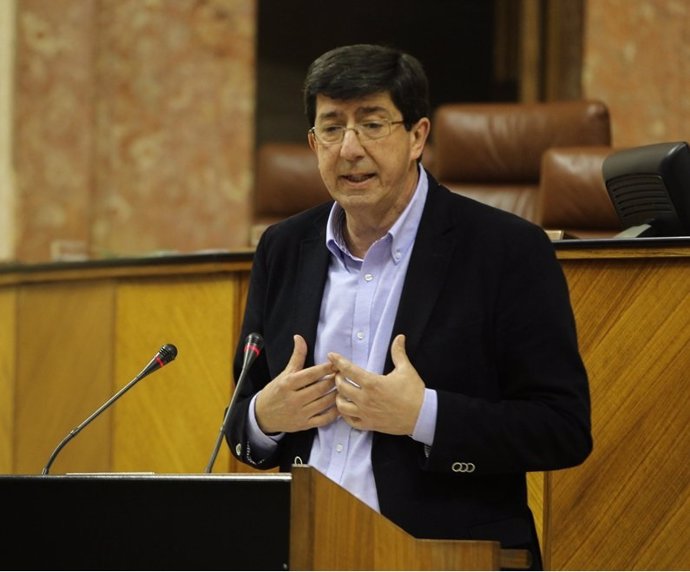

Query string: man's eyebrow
316 105 392 122
316 110 343 121
356 105 389 115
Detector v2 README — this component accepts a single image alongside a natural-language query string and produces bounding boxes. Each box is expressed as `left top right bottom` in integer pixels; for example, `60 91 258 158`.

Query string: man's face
308 92 429 224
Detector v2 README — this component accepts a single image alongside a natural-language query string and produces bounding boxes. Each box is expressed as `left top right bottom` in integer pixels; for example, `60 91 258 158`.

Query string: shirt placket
327 245 383 481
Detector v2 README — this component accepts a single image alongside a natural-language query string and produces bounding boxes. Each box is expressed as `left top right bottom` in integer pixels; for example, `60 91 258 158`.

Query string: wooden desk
1 239 688 569
546 238 690 570
0 252 254 475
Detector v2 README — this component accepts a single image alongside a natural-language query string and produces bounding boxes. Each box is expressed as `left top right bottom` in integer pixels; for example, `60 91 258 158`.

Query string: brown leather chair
431 100 612 222
251 142 330 246
536 146 622 239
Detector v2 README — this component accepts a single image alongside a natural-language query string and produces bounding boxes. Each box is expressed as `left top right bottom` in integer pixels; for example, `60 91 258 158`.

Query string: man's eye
361 121 385 131
320 125 343 134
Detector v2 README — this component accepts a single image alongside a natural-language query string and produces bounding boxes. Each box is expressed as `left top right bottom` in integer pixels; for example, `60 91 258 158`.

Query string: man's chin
336 192 376 210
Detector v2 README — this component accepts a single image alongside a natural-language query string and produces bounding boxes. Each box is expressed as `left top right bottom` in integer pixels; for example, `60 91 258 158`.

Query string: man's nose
339 127 366 157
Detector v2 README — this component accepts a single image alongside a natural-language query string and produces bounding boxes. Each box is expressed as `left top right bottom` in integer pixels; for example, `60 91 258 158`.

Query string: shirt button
364 273 374 282
336 443 344 453
356 331 365 340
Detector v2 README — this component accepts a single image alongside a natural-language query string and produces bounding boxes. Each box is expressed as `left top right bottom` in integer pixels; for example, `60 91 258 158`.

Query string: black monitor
603 141 690 237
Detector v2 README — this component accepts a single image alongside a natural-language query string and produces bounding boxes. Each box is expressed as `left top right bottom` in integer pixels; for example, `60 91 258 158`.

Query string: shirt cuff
411 388 437 447
247 393 284 452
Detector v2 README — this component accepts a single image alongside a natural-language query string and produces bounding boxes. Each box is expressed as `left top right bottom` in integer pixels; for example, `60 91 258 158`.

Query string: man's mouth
342 173 375 183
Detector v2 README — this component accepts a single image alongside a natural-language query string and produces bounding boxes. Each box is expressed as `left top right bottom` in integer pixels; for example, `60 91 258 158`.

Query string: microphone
41 343 178 475
205 332 264 473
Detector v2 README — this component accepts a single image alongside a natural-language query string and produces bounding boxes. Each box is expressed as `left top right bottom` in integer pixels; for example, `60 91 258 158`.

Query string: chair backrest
251 142 330 246
431 100 612 222
537 146 622 238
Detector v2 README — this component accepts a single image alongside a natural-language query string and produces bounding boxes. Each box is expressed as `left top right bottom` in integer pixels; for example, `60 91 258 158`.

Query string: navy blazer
226 172 592 561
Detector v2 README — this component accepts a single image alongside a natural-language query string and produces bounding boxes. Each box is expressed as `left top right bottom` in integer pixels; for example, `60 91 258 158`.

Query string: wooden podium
290 465 529 570
0 467 529 570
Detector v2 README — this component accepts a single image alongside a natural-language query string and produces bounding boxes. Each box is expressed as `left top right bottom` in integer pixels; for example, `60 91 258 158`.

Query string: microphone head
241 333 263 370
159 344 178 365
245 333 264 354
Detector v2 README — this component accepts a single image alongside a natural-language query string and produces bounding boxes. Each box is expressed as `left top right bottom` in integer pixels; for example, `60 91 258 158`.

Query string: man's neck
342 171 419 258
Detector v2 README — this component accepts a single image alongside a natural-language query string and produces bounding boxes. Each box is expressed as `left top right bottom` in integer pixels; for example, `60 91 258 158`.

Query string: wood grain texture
14 281 115 474
0 289 16 473
113 275 238 473
527 471 545 550
548 254 690 570
110 271 265 474
1 257 255 476
2 249 688 570
290 465 502 570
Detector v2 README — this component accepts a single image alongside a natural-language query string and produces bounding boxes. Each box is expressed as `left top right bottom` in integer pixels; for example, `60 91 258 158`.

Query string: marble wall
584 0 690 146
0 1 16 261
14 0 97 262
13 0 255 263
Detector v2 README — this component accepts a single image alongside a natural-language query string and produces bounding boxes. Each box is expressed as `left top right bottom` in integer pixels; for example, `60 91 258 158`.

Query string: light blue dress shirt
248 166 438 512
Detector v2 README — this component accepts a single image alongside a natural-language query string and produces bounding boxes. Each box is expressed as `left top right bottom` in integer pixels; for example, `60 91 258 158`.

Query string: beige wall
0 0 16 261
583 0 690 146
11 0 255 263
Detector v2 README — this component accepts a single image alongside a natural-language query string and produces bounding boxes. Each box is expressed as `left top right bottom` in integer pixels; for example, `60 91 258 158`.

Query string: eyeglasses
309 119 405 145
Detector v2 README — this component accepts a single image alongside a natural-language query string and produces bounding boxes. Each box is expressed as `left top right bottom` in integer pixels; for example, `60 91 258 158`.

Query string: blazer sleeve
419 220 592 475
223 209 329 470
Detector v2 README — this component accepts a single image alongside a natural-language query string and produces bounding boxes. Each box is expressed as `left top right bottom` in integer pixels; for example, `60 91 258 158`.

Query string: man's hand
255 335 338 434
328 334 425 435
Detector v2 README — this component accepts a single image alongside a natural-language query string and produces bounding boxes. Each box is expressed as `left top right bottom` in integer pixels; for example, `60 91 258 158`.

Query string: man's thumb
390 334 408 367
286 334 308 372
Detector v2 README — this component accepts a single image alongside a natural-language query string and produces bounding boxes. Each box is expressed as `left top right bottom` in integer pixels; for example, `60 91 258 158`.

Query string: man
226 44 592 569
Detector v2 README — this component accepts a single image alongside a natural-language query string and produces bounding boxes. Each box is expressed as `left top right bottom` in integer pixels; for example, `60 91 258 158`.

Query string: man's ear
308 131 318 152
410 117 431 162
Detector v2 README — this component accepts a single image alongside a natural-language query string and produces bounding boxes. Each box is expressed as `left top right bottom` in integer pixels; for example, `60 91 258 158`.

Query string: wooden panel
290 465 505 570
14 282 115 474
0 288 17 472
548 256 690 570
113 274 242 473
518 0 542 102
3 248 688 569
527 471 545 550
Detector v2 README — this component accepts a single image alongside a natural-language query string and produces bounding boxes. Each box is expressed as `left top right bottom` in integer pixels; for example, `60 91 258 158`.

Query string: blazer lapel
293 225 330 367
289 185 457 372
386 181 456 371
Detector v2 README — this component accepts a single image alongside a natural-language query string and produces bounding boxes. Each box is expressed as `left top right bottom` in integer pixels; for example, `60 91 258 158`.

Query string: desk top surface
1 236 690 280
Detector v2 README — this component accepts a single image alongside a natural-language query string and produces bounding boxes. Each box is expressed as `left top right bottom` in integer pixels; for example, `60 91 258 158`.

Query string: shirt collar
326 167 429 264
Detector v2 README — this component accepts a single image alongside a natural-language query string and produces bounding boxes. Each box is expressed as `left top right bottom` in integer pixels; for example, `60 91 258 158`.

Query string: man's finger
390 334 408 368
328 352 367 384
285 334 308 372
